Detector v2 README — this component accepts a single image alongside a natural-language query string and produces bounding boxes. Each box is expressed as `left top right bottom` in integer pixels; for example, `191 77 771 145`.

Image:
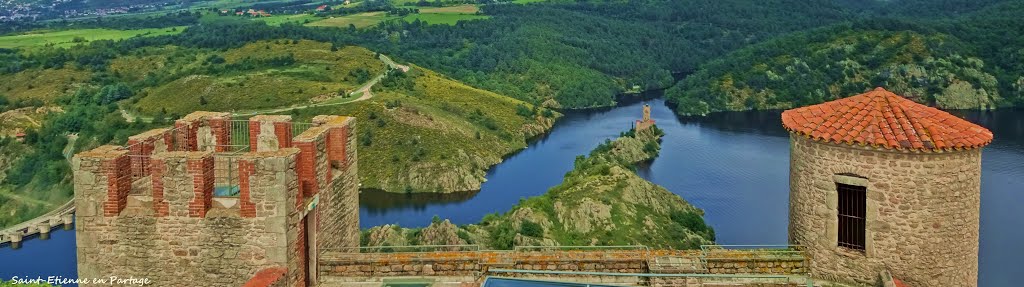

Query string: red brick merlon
126 128 173 178
242 267 288 287
312 115 353 170
173 111 231 152
781 87 993 152
74 145 131 217
248 115 293 152
293 116 352 207
237 159 257 218
185 153 214 218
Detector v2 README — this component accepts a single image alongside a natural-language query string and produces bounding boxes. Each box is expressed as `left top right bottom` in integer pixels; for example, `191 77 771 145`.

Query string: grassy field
306 12 397 28
402 13 488 25
306 4 488 28
412 4 480 14
0 27 185 49
251 14 320 26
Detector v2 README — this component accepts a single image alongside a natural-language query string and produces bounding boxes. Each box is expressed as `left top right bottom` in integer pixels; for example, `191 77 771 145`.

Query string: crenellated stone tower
72 111 359 287
782 87 991 287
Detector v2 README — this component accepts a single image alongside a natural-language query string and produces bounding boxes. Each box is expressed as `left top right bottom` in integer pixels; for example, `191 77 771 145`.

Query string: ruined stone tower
72 111 359 287
782 87 992 287
635 104 655 131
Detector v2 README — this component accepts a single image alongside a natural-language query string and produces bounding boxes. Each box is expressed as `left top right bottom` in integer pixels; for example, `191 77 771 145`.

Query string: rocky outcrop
554 198 613 234
521 116 556 139
365 224 409 247
417 219 467 246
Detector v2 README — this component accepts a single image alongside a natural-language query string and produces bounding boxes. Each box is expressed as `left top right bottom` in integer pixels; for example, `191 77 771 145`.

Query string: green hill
666 27 1008 115
127 40 387 115
122 39 558 193
119 39 558 193
286 65 558 193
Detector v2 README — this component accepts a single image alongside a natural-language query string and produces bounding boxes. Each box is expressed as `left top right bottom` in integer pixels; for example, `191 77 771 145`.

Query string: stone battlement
72 111 360 287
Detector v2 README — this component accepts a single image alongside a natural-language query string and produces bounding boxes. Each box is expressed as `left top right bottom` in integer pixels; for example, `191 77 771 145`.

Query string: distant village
0 0 171 21
0 0 355 22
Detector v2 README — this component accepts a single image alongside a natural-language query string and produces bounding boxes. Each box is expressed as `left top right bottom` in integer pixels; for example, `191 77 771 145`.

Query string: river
2 98 1021 286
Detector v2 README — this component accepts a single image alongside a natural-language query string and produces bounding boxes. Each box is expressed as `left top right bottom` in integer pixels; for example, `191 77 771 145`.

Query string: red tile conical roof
781 87 993 151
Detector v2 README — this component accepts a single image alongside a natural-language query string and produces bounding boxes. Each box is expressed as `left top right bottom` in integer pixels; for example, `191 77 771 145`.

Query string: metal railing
293 122 313 137
213 150 248 197
222 120 251 153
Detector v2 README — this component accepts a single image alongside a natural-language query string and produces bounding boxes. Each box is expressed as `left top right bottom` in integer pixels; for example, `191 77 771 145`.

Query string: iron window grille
837 183 866 251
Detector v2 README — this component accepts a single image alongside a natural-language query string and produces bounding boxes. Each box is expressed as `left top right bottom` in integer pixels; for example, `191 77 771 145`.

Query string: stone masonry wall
73 148 300 287
788 135 981 287
282 116 359 286
704 257 805 274
310 115 360 252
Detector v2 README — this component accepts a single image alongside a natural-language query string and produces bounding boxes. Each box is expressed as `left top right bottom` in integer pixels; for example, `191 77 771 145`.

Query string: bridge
315 245 813 287
0 198 75 248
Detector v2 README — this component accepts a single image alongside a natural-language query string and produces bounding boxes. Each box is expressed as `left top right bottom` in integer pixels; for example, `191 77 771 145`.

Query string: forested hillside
667 1 1024 115
360 0 856 108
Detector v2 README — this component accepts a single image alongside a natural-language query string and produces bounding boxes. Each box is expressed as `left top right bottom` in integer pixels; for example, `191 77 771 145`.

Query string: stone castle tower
782 88 992 287
635 104 655 131
72 111 359 287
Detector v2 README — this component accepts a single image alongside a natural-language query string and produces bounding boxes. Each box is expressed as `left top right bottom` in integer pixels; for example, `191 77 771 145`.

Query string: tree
99 83 133 104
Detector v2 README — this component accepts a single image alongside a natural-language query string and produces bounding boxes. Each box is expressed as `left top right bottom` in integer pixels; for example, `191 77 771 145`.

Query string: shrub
519 219 544 237
515 104 533 118
488 221 516 250
670 210 714 240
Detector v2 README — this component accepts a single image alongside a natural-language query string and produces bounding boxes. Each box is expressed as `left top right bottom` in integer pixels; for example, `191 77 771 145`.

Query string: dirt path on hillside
232 53 405 117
